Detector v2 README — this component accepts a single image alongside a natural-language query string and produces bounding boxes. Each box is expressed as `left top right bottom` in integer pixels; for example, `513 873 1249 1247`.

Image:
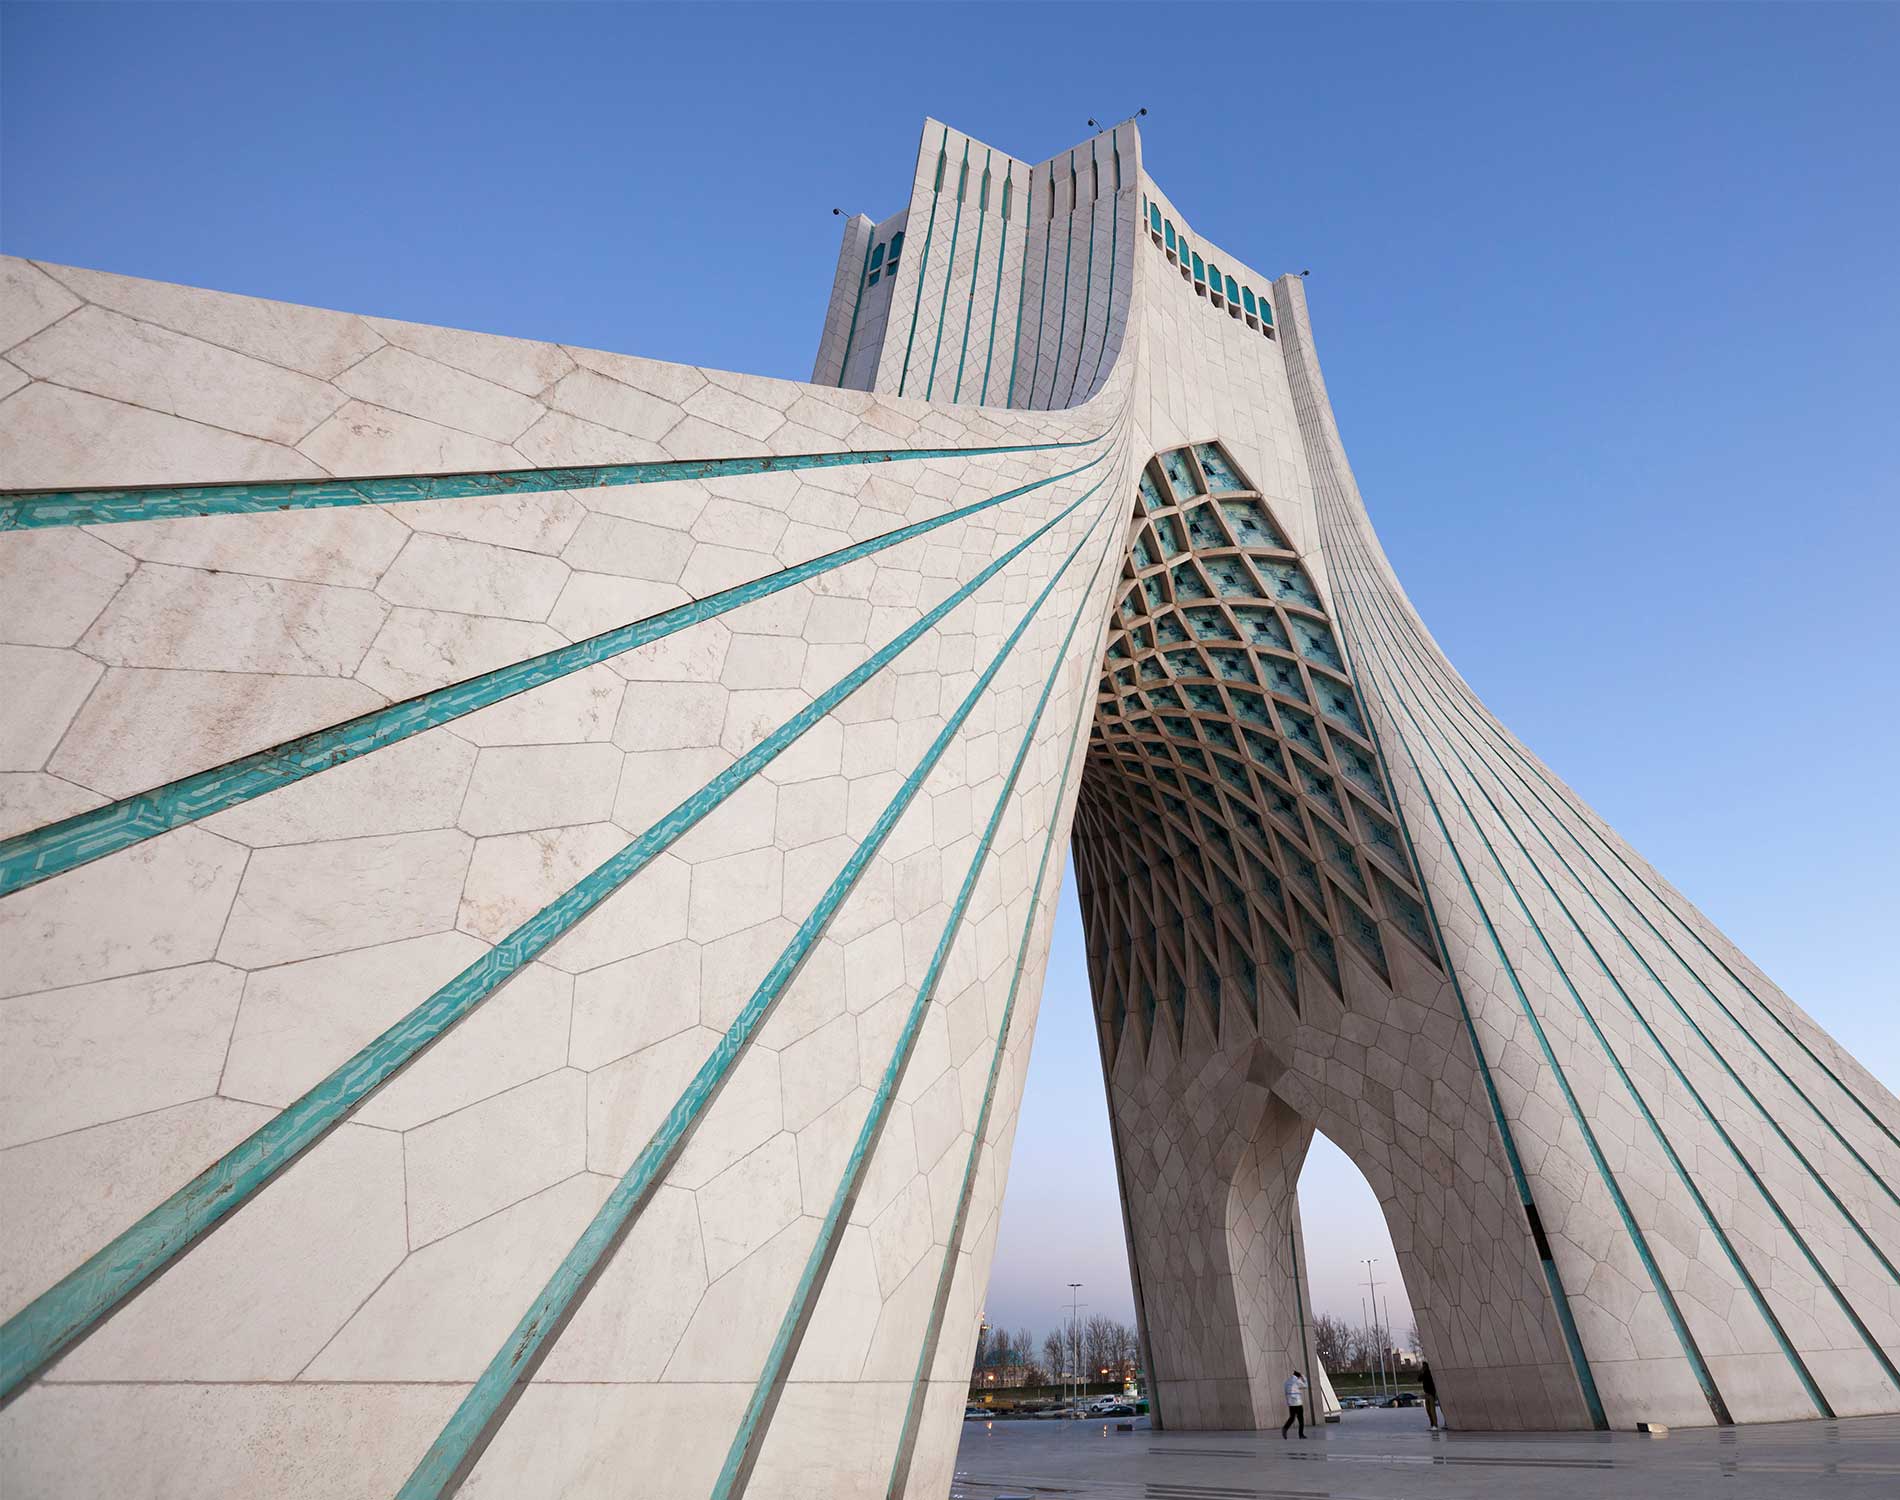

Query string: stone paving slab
951 1409 1900 1498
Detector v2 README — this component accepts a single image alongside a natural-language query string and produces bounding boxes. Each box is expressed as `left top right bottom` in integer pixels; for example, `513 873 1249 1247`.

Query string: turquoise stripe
896 126 949 399
1024 165 1056 410
1003 167 1033 408
1372 580 1900 1182
924 140 970 401
0 449 1108 899
1315 491 1730 1425
883 568 1103 1496
833 228 877 387
397 460 1120 1500
0 464 1112 1405
1044 154 1077 409
951 149 990 402
0 431 1093 531
1277 305 1607 1427
1082 172 1120 401
1357 580 1827 1416
977 162 1013 405
1062 145 1098 408
715 469 1124 1500
1348 532 1900 1388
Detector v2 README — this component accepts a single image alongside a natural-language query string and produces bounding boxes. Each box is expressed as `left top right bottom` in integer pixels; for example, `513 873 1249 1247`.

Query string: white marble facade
0 117 1895 1500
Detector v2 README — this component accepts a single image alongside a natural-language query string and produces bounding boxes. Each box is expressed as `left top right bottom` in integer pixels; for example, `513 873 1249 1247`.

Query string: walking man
1420 1361 1439 1430
1280 1369 1307 1439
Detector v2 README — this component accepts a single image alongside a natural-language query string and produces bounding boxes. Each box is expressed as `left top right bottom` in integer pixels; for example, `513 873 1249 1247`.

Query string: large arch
0 114 1895 1500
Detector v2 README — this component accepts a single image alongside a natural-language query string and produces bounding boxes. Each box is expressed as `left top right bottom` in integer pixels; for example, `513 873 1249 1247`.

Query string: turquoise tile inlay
0 430 1099 531
401 458 1124 1500
1260 558 1322 609
1160 447 1198 501
1136 468 1165 512
1293 617 1344 670
1372 866 1436 961
1185 605 1232 641
1194 443 1244 493
1235 606 1288 650
1220 499 1288 550
1169 561 1209 599
1206 557 1259 599
0 447 1113 899
709 482 1125 1500
1183 502 1225 550
0 454 1120 1407
1339 891 1389 980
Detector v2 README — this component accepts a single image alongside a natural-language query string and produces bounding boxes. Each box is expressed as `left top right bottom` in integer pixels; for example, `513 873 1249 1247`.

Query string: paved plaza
950 1410 1900 1498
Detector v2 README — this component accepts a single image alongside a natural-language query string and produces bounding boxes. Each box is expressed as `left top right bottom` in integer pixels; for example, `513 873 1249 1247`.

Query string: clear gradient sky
4 2 1895 1343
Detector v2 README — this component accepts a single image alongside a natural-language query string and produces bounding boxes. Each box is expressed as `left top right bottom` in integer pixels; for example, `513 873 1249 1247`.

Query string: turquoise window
1259 299 1273 328
1136 469 1165 512
934 150 946 191
1243 288 1257 316
867 240 886 287
1164 220 1176 252
887 231 905 271
1191 253 1206 284
1225 275 1240 304
980 166 991 211
1207 262 1222 295
1151 204 1163 234
1001 177 1012 221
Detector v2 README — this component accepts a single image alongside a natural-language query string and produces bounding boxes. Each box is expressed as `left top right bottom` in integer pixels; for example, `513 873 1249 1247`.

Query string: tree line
971 1315 1143 1386
1311 1311 1421 1373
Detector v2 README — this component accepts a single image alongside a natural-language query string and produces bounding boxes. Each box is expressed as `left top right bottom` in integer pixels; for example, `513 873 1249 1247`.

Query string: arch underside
1072 440 1593 1430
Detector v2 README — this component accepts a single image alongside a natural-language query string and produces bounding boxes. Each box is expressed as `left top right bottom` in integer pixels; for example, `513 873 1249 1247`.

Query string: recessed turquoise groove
0 429 1095 531
951 147 991 402
0 448 1110 899
1043 152 1078 409
896 125 949 398
1342 513 1900 1388
1003 169 1034 407
1273 303 1609 1430
1365 605 1829 1417
833 228 876 387
715 473 1126 1500
1381 573 1900 1184
1312 472 1731 1426
1079 165 1120 403
1025 164 1057 409
1061 143 1098 408
0 457 1116 1407
398 451 1124 1500
924 139 970 400
884 562 1103 1497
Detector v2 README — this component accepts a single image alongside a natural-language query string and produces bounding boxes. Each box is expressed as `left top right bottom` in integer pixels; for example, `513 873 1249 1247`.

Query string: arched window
933 149 946 192
1191 253 1206 285
1225 274 1240 305
1001 175 1013 221
1242 287 1257 316
980 165 991 212
867 240 886 287
887 231 905 274
1207 261 1222 297
1258 296 1272 328
1091 156 1099 201
957 158 969 201
1151 204 1163 236
1164 220 1176 253
1048 174 1056 219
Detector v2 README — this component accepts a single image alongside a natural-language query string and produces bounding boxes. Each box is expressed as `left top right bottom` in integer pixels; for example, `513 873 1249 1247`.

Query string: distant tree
1082 1314 1120 1377
1043 1330 1067 1381
1405 1323 1421 1356
1313 1312 1351 1372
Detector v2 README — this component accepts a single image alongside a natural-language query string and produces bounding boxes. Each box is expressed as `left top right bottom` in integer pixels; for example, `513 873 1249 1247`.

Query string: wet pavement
950 1407 1900 1498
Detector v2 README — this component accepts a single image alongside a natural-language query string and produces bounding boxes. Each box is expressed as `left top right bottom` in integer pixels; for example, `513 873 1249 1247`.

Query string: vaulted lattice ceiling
1073 440 1439 1066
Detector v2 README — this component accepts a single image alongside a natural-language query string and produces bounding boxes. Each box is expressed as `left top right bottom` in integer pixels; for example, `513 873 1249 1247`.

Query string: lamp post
1067 1283 1084 1415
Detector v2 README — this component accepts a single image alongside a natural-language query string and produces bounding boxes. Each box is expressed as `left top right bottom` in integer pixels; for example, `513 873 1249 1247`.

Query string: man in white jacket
1281 1370 1308 1439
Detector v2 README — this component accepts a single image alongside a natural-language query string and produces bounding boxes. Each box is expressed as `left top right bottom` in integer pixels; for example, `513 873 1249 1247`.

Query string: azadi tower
2 119 1895 1499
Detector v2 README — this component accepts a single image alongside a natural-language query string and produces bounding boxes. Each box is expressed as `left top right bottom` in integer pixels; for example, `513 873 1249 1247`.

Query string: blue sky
5 3 1895 1342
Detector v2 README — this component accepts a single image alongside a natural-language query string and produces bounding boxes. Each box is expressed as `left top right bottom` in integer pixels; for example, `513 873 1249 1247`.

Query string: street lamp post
1067 1283 1084 1415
